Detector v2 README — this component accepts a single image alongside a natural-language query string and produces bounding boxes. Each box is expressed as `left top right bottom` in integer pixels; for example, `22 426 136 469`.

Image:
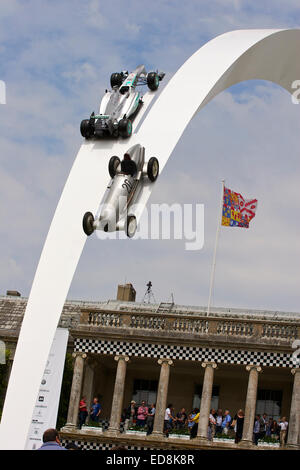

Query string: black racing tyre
147 157 159 182
80 119 93 138
118 118 132 138
147 72 159 91
83 212 95 236
126 215 137 238
110 73 123 88
108 156 121 178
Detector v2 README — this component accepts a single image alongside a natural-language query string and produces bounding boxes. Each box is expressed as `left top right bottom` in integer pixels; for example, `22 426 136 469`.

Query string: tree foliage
56 352 73 430
0 349 11 420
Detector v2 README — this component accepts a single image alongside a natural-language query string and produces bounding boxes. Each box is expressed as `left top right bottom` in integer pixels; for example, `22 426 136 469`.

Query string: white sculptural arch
0 28 299 449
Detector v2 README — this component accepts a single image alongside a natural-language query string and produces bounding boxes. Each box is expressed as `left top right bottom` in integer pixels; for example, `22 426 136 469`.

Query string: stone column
287 368 300 449
240 364 262 447
65 352 87 429
82 360 96 423
151 358 173 438
196 362 217 442
107 355 129 435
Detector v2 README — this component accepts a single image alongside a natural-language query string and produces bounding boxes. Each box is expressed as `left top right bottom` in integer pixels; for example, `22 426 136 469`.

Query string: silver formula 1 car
80 65 165 139
83 144 159 237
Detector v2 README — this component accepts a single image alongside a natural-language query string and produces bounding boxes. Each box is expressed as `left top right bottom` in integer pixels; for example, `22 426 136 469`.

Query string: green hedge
169 428 190 436
128 425 147 432
258 436 279 444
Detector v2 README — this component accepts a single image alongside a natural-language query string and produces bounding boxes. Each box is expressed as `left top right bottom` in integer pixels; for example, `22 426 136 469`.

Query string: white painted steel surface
0 29 299 449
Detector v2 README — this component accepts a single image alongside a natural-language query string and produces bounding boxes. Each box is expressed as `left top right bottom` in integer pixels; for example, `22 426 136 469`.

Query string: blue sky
0 0 300 311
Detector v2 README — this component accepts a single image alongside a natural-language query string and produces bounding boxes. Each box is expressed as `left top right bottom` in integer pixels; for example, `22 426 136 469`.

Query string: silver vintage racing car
80 65 165 139
83 144 159 237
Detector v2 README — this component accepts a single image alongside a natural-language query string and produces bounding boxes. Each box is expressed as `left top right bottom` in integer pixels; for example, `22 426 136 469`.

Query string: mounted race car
83 144 159 238
80 65 165 139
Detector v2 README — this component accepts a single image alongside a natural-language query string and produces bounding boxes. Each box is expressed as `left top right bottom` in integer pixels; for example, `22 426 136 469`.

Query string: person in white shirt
278 417 288 447
164 403 175 437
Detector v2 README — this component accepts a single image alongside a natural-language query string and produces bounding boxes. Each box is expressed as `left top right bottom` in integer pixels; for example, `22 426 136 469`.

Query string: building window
256 389 282 421
132 379 158 406
193 385 219 410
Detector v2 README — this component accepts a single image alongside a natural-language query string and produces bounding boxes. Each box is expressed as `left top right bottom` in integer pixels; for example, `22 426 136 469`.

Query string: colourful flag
222 186 258 228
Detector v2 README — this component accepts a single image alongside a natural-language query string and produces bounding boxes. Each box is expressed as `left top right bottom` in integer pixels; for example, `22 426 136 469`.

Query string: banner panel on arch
25 328 69 450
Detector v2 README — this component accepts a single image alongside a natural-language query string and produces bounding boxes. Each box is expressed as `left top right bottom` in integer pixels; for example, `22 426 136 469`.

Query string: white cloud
86 0 108 29
0 0 299 312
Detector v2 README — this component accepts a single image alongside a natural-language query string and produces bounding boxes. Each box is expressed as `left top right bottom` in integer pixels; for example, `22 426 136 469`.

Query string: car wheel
108 156 121 178
118 118 132 138
83 212 95 236
147 157 159 182
126 215 137 238
80 119 93 138
147 72 160 91
110 73 123 88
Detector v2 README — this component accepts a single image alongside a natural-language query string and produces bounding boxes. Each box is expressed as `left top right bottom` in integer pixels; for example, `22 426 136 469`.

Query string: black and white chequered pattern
61 439 155 450
62 439 113 450
100 419 125 432
74 338 297 368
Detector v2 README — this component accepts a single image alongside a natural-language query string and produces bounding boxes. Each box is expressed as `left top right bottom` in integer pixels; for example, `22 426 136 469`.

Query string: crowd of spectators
253 414 289 446
36 401 289 450
119 400 289 446
122 400 156 435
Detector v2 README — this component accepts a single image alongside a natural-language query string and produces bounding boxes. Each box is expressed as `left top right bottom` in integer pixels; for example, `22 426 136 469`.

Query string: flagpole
207 179 225 317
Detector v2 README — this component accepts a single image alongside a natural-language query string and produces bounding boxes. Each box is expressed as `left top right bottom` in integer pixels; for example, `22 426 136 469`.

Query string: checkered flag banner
74 338 296 368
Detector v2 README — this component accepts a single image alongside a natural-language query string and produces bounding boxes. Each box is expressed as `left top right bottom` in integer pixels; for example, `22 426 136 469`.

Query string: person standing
222 409 232 435
78 396 88 429
188 409 197 438
90 397 102 423
121 408 127 425
38 429 67 451
168 406 176 430
260 413 267 439
176 408 187 429
215 409 223 435
190 408 200 439
233 409 244 444
271 419 279 440
278 417 288 447
136 400 148 428
126 400 137 426
253 415 261 445
164 403 175 437
209 409 217 441
146 403 156 435
266 417 273 437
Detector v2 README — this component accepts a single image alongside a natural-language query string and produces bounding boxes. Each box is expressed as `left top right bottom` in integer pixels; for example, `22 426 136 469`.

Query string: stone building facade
0 288 299 450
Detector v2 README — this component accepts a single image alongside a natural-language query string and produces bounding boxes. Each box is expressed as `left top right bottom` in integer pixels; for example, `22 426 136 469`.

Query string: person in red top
78 396 88 429
136 401 148 428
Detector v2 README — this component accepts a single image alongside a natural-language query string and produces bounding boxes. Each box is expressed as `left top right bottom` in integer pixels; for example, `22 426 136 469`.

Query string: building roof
0 295 80 332
0 294 299 333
